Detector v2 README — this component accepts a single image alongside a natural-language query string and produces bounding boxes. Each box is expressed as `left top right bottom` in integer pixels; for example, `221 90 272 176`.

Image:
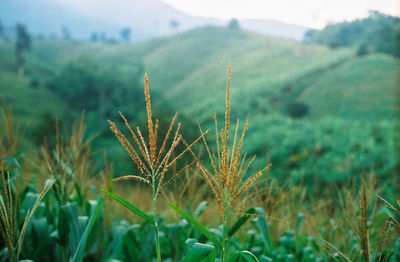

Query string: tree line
304 11 400 57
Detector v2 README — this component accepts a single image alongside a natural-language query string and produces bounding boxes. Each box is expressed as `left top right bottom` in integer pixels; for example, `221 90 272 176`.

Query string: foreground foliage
0 160 399 261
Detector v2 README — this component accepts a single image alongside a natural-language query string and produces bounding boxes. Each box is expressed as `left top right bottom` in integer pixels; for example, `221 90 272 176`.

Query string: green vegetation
0 67 399 261
15 24 31 76
0 26 398 185
305 11 400 57
298 54 399 118
0 23 398 261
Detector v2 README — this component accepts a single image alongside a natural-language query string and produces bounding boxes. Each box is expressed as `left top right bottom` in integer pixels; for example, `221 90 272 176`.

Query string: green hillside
95 27 356 121
0 45 66 123
2 26 397 122
0 26 397 183
81 27 398 123
298 54 399 119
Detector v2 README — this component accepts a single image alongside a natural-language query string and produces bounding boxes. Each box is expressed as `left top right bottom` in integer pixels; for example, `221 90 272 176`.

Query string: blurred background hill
0 1 398 190
1 0 308 40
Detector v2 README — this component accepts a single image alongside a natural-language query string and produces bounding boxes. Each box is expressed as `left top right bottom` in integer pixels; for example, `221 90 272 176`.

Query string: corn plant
0 163 54 261
0 98 30 159
168 65 271 261
318 174 397 262
103 74 206 262
36 115 96 206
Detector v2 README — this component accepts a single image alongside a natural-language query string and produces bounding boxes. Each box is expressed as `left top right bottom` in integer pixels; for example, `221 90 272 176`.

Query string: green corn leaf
58 204 71 246
229 207 265 237
185 238 198 250
228 238 244 251
260 255 273 262
60 202 81 249
166 202 222 249
252 212 273 255
182 243 216 262
104 222 135 258
71 200 100 262
30 217 52 257
101 189 155 225
2 158 20 172
228 250 259 262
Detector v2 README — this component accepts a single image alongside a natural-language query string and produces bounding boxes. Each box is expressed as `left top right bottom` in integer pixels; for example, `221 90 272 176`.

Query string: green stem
152 175 162 262
61 246 67 262
9 249 16 262
222 190 230 262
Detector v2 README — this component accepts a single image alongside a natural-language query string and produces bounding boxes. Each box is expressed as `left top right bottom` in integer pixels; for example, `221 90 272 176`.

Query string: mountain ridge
1 0 308 41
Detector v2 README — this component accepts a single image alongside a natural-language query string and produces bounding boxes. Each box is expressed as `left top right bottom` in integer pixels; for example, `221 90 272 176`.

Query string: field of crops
1 66 399 261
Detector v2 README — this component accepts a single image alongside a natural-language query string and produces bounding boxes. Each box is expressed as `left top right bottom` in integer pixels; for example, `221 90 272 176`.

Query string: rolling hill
298 54 399 119
0 25 397 182
1 26 398 122
84 26 397 122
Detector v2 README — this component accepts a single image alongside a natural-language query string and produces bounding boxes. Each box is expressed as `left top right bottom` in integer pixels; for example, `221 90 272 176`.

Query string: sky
161 0 399 28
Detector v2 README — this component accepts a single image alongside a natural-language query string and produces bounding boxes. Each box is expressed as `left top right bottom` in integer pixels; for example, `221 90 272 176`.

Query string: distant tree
49 60 144 120
90 32 98 42
100 32 106 42
169 20 180 29
328 40 340 49
107 38 118 44
0 20 3 40
15 24 31 76
303 29 316 43
228 18 240 30
29 77 39 88
120 27 131 42
356 42 369 56
286 102 309 118
304 11 400 57
61 25 71 39
394 24 400 57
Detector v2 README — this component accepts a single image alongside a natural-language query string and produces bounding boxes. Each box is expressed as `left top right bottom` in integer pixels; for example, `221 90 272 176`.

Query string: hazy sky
161 0 399 28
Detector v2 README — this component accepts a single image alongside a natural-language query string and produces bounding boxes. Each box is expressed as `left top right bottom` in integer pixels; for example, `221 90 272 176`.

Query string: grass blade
101 189 155 225
166 202 222 249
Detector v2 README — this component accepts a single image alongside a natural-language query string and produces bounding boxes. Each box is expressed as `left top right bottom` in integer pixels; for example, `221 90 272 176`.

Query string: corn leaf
229 207 264 237
228 250 259 262
101 189 155 225
71 200 100 262
182 243 216 262
166 202 222 249
251 209 273 255
260 255 273 262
